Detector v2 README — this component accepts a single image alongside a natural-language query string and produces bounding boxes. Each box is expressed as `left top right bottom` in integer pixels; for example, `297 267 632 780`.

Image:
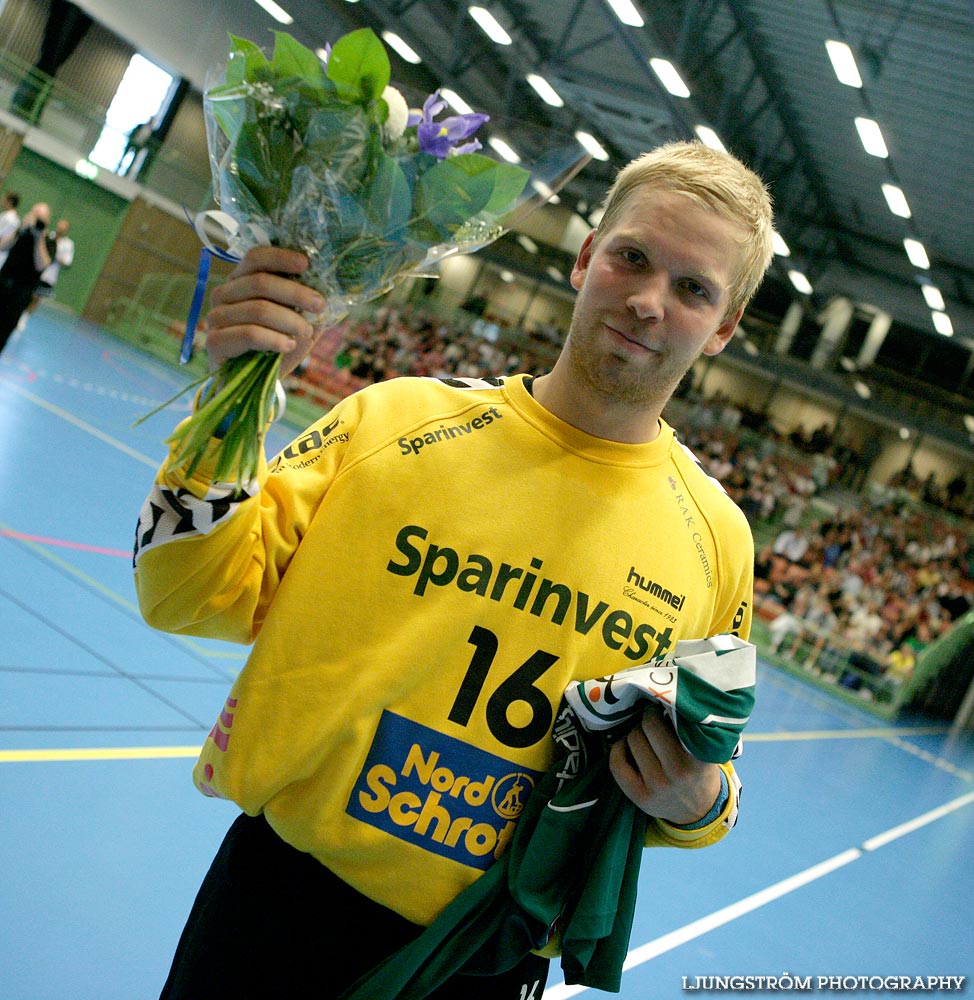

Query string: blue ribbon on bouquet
179 210 271 365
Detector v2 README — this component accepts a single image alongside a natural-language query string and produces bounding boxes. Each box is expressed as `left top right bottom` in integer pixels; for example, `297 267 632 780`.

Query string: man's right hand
206 247 327 377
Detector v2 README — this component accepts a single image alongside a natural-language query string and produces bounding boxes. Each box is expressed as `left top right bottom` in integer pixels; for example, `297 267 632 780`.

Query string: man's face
564 187 745 408
25 203 51 228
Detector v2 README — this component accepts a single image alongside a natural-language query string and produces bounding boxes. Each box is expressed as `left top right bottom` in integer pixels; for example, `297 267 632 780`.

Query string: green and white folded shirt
564 633 756 763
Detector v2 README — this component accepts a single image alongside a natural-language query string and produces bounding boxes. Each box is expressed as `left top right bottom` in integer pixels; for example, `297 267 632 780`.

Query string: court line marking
745 727 972 781
0 726 966 764
744 726 948 741
0 379 160 468
0 527 130 559
543 790 974 999
0 746 204 763
0 518 245 663
861 793 974 851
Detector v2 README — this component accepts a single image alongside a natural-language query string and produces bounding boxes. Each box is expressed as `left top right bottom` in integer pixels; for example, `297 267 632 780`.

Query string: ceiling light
898 427 910 440
825 40 863 87
381 31 422 64
932 311 953 336
526 73 564 108
605 0 644 27
468 6 512 45
531 178 560 204
853 380 871 400
649 58 690 98
921 284 945 311
881 183 911 218
903 238 930 269
546 265 564 282
499 269 515 282
575 130 609 161
439 88 474 115
694 125 726 151
839 357 857 371
488 136 521 163
517 234 538 253
854 117 888 157
74 159 98 179
788 270 813 295
742 340 759 356
253 0 293 24
964 415 974 435
772 232 791 257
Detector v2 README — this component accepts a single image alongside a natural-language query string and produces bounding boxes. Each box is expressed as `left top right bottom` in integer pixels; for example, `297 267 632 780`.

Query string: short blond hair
595 141 775 314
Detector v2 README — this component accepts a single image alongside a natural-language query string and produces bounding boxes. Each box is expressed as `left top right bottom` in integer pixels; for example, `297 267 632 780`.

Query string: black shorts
160 812 550 1000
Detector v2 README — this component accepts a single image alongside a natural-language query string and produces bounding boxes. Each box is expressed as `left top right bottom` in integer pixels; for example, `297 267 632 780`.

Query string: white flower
382 86 409 141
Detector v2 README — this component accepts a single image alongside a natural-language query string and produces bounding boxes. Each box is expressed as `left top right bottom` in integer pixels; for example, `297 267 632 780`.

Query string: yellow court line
0 726 956 764
0 746 203 763
745 726 949 742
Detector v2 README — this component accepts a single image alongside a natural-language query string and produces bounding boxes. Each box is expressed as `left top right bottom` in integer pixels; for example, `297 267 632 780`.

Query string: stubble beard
565 323 696 410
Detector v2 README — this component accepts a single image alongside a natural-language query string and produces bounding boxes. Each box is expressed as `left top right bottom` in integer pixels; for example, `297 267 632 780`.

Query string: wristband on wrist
671 767 730 831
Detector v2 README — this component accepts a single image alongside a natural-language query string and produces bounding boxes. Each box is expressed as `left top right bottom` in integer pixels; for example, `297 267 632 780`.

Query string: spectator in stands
772 526 810 564
844 598 885 648
120 120 154 176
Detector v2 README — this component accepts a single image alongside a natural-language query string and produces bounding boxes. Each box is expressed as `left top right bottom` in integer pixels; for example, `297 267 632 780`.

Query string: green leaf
225 34 272 86
234 120 299 216
416 155 529 237
446 154 531 217
326 28 390 103
207 91 245 143
270 31 328 91
482 162 531 217
365 152 413 236
303 104 371 183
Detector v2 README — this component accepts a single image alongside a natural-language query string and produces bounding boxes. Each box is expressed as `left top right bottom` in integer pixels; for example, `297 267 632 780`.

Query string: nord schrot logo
347 712 540 870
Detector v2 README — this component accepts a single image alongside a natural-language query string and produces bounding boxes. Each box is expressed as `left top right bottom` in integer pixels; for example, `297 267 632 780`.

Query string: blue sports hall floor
2 305 972 1000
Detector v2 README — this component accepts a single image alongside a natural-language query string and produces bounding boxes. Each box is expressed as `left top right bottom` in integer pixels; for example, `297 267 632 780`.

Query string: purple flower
409 91 489 159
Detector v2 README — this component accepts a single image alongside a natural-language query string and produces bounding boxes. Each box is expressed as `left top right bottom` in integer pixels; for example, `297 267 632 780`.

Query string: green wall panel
2 149 129 315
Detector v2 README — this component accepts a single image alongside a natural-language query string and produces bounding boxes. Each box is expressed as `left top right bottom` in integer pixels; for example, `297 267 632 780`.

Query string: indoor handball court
2 304 971 1000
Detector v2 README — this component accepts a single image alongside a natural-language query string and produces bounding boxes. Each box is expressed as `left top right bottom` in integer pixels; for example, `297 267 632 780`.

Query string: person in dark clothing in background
0 201 55 353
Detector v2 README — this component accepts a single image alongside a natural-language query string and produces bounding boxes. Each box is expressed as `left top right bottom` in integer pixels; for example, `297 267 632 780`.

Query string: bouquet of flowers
156 27 589 490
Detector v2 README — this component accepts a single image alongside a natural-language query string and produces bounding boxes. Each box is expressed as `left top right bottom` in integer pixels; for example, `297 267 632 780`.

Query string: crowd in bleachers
289 304 552 402
752 503 972 697
669 394 974 699
286 304 974 702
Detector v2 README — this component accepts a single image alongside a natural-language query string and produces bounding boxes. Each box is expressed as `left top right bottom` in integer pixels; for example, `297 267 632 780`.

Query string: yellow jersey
134 373 753 925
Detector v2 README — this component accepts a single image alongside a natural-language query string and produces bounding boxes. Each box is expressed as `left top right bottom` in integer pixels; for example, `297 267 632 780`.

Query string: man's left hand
609 703 722 825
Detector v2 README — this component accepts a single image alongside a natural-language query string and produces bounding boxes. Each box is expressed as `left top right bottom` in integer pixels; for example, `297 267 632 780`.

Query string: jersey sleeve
133 398 357 643
707 501 755 642
672 435 755 643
